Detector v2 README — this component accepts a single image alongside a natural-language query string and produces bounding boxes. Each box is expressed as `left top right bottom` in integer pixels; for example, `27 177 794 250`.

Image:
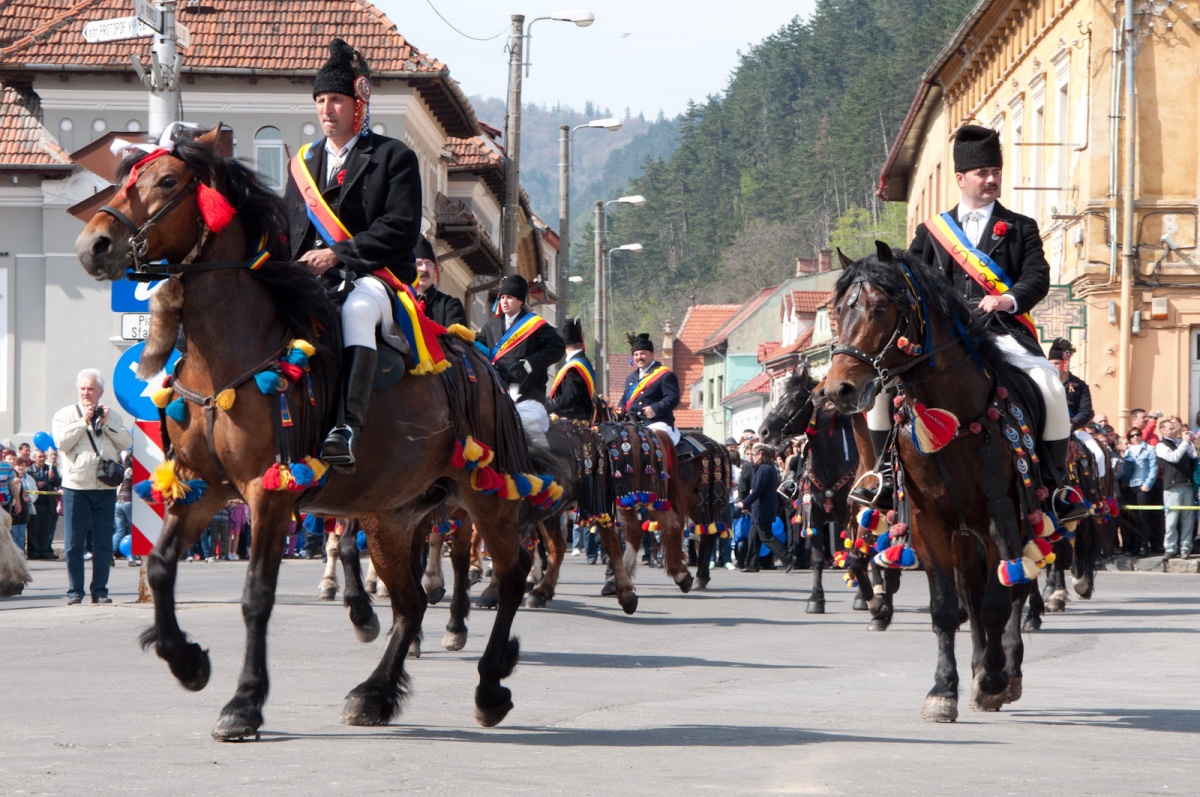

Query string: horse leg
920 561 962 722
423 527 447 605
807 522 826 614
527 518 566 608
609 507 641 597
467 525 484 586
1003 583 1029 704
659 512 693 593
317 525 340 601
869 567 901 631
1023 578 1044 631
442 519 472 651
1071 520 1096 599
525 527 544 594
694 532 714 590
139 494 224 695
597 519 638 614
342 515 426 726
337 520 380 643
969 560 1018 713
1046 536 1072 611
212 495 294 741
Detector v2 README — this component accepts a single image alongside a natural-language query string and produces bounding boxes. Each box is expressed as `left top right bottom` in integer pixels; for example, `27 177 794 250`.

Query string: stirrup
321 425 356 471
849 470 889 508
1052 486 1089 522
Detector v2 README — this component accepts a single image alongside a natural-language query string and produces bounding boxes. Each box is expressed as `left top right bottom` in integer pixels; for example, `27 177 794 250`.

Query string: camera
91 405 106 432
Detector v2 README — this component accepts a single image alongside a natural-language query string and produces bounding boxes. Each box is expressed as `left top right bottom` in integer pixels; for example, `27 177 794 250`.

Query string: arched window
254 126 285 191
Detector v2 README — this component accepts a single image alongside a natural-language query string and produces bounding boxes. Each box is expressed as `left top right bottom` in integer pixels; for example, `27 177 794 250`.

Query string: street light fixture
558 117 623 322
592 197 647 396
502 10 594 282
601 243 643 395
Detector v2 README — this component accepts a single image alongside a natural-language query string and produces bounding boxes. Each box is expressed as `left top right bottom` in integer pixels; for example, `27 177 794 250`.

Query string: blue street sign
111 278 168 313
113 340 181 421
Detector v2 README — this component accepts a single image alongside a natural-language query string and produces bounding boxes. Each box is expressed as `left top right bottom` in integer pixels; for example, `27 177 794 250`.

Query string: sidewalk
1099 553 1200 573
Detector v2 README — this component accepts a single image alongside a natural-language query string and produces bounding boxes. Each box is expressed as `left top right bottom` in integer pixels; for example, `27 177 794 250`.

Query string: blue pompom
513 472 533 497
134 480 154 501
165 398 187 422
255 370 279 394
285 348 310 368
290 463 315 487
356 530 368 551
174 479 208 505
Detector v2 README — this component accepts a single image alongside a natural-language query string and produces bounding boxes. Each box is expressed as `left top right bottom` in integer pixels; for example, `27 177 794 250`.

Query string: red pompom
262 463 282 491
277 362 303 382
197 182 236 233
450 440 467 470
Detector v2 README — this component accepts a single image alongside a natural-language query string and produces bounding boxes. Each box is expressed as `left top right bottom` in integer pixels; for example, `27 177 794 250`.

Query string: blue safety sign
113 340 181 421
111 278 168 313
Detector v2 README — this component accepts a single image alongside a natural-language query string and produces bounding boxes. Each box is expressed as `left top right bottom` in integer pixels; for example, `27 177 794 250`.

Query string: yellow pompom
151 461 190 501
289 339 316 357
276 467 294 491
304 456 328 482
478 447 495 468
844 538 854 549
525 474 545 495
503 474 519 500
150 386 174 409
214 388 236 411
446 324 476 343
463 436 484 463
548 483 564 502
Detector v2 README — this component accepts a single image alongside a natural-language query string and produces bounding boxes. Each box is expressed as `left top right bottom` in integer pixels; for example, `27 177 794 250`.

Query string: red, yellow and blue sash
926 212 1038 338
288 143 448 375
550 355 595 399
624 365 669 411
490 313 547 363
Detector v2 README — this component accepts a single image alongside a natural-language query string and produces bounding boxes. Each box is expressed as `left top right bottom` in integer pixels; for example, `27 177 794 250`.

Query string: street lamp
601 242 643 398
502 11 594 279
558 117 622 321
592 195 646 393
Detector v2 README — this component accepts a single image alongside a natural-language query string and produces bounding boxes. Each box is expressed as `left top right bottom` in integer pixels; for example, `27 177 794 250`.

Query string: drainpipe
1117 0 1136 426
1108 12 1123 284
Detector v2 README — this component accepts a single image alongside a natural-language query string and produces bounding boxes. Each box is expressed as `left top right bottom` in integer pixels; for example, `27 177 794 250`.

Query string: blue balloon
33 431 55 451
356 530 368 551
118 535 132 558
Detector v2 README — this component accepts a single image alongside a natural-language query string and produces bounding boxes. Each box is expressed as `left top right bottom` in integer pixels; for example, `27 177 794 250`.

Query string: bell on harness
849 429 894 511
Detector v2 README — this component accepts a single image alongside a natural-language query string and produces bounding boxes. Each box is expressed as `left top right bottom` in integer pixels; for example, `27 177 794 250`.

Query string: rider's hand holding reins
300 248 340 275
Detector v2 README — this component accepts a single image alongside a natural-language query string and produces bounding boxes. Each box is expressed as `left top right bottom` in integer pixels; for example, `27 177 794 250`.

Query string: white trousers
648 421 681 446
866 332 1071 442
1075 429 1107 479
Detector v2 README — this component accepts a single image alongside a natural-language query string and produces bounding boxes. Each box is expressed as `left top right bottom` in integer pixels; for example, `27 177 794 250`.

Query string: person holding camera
51 369 132 605
1155 418 1196 559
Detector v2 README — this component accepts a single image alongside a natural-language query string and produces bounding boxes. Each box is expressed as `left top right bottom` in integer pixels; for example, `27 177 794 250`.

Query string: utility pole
501 14 525 275
147 0 179 138
558 124 571 320
593 200 605 397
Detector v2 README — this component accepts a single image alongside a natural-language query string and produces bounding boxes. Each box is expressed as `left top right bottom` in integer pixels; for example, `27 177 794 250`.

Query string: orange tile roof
0 83 71 167
757 341 781 363
763 327 814 363
698 286 777 353
447 135 502 170
781 290 832 319
673 303 740 428
0 0 478 137
723 371 771 402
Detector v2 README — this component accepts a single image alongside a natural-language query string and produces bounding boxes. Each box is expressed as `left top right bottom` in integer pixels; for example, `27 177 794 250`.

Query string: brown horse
825 242 1044 722
74 126 534 740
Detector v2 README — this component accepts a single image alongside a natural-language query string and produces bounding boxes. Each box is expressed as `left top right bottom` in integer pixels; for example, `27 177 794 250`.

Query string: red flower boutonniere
991 220 1009 240
336 169 347 186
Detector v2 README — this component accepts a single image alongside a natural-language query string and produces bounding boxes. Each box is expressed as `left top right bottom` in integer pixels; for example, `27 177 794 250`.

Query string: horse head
825 241 926 414
759 362 817 444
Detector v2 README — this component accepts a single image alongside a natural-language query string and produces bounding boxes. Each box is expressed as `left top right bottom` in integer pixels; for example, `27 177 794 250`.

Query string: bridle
764 387 815 439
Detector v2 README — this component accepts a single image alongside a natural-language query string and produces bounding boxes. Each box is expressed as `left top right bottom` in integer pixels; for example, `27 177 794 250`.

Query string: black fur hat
313 38 369 99
498 274 528 303
560 317 584 347
953 124 1002 173
628 332 654 353
412 236 436 263
1046 337 1074 361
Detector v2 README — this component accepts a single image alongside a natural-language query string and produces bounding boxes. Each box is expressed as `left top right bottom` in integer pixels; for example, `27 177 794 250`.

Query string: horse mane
833 246 1021 387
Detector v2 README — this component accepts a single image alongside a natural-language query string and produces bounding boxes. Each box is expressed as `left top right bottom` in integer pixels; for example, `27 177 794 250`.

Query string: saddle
676 434 708 464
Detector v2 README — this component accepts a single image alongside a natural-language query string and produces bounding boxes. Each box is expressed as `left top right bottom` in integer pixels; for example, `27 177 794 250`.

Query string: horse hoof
1021 615 1042 632
600 580 617 597
468 567 483 587
867 617 891 631
852 596 869 611
442 629 468 652
1004 676 1023 704
212 701 263 741
474 686 513 728
694 578 709 591
921 696 958 723
524 579 536 594
525 592 547 609
365 581 377 596
970 687 1007 712
317 586 337 601
426 585 446 605
677 573 694 594
353 613 381 644
477 593 498 610
172 644 212 692
620 594 639 615
1072 577 1094 600
341 685 396 726
406 638 421 659
1046 591 1068 612
805 601 826 614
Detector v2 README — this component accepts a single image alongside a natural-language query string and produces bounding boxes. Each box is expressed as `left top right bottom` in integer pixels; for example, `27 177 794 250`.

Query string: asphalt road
2 555 1198 796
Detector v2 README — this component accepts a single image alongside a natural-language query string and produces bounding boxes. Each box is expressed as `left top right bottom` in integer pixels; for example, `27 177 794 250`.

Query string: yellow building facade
879 0 1200 428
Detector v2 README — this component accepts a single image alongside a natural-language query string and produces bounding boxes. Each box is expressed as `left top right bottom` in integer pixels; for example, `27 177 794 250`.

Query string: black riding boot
322 345 380 474
849 429 895 510
1045 438 1088 522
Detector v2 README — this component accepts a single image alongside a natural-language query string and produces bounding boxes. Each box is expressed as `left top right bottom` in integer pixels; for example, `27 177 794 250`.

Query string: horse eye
869 304 887 319
158 175 177 189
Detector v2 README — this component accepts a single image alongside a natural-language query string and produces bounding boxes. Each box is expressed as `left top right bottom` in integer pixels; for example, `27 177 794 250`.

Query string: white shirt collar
959 200 995 224
324 136 358 160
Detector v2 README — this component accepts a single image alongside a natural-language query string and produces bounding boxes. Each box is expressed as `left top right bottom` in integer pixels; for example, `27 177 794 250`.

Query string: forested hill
572 0 976 338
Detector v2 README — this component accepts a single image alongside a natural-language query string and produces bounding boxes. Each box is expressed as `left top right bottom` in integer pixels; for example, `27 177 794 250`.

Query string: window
254 126 285 191
1008 94 1025 214
717 376 724 404
58 118 74 151
707 378 714 410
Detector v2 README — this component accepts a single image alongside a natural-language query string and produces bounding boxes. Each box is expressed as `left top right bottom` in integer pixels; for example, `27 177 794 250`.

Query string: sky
373 0 819 119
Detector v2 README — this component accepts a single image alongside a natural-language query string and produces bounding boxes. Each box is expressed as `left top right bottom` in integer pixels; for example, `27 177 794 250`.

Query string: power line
423 0 508 42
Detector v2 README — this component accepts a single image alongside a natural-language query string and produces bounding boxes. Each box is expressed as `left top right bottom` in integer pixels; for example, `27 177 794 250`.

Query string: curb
1098 555 1200 573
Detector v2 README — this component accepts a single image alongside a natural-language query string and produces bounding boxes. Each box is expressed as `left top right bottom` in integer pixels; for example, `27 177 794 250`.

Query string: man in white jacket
51 369 132 605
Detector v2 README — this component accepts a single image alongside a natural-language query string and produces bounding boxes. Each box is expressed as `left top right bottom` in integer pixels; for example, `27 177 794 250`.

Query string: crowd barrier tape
1122 505 1200 511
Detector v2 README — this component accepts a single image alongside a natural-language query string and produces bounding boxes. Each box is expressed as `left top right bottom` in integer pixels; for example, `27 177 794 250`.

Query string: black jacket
547 352 596 422
479 309 566 405
909 201 1049 352
285 132 423 284
1063 372 1094 431
744 461 780 527
620 362 681 428
416 285 467 329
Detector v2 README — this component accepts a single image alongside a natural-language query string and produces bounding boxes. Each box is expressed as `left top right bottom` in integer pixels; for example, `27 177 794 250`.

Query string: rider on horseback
285 38 423 473
851 124 1087 522
620 334 681 445
547 318 598 423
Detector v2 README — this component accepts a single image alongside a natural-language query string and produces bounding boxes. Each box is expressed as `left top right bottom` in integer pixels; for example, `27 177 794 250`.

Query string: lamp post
502 10 595 277
558 116 621 322
601 242 643 398
591 194 645 396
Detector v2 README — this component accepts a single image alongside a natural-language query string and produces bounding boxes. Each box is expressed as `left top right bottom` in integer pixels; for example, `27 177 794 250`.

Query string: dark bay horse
760 368 902 626
75 127 533 740
824 242 1045 722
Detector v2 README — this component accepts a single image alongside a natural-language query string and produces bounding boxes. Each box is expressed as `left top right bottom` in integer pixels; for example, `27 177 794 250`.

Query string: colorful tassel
857 507 882 532
255 370 280 394
277 362 304 383
214 388 236 411
470 466 505 495
524 474 545 495
165 397 187 422
513 472 533 497
290 462 315 488
289 339 315 358
446 323 476 343
303 456 329 484
874 544 918 569
910 403 959 454
356 530 368 551
843 572 859 589
196 182 236 232
262 463 283 491
285 348 310 368
150 385 174 409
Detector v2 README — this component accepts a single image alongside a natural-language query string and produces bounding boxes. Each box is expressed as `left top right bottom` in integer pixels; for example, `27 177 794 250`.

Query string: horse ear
195 124 234 158
836 248 853 269
875 241 893 262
